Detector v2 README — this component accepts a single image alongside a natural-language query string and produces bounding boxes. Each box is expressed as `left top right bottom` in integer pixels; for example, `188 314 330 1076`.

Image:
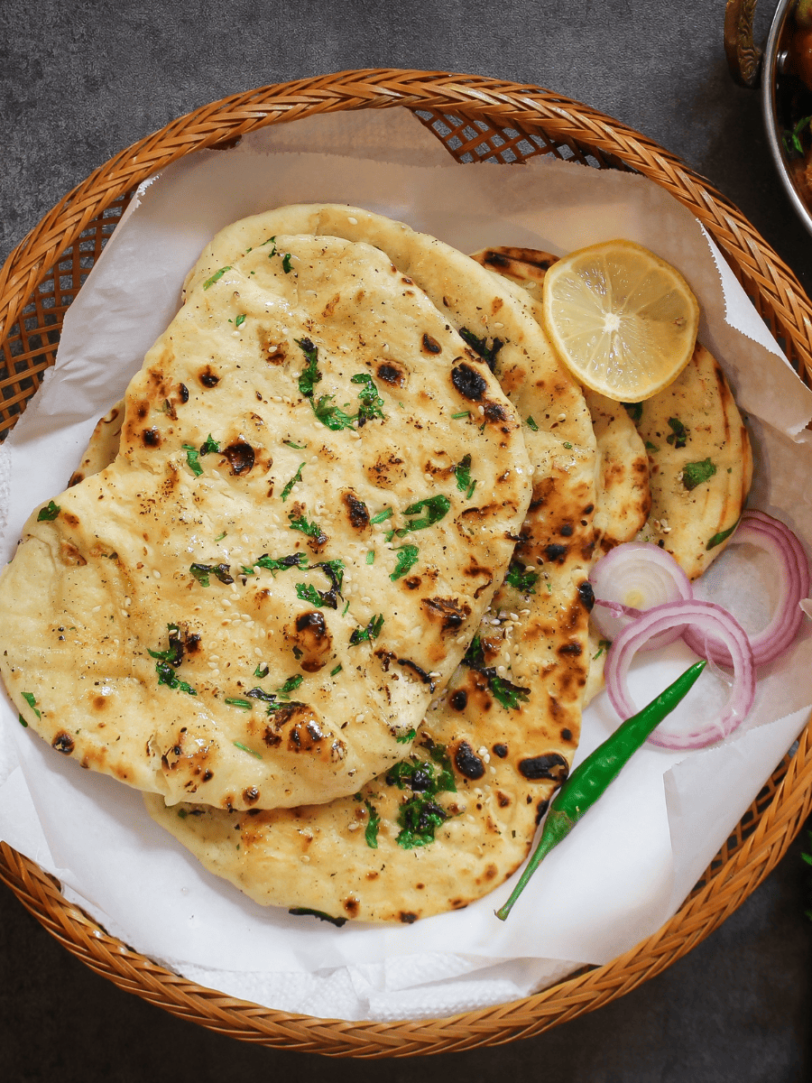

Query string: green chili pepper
495 660 706 921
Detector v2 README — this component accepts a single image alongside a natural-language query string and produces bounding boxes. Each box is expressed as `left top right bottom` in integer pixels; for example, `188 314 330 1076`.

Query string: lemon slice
540 239 700 403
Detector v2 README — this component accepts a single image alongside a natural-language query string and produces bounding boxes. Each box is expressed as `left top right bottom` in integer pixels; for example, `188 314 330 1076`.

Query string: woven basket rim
2 68 812 1056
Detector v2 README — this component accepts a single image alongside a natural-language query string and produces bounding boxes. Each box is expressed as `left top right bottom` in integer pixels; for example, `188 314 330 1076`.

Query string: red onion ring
605 599 756 750
589 542 693 650
683 510 810 668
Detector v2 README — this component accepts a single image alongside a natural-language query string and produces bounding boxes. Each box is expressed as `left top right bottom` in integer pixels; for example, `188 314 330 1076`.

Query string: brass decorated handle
725 0 763 88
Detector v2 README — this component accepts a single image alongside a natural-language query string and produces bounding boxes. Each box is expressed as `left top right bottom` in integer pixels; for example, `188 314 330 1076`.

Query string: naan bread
471 246 751 576
471 244 752 711
142 208 600 922
0 215 537 812
469 247 652 556
633 343 753 578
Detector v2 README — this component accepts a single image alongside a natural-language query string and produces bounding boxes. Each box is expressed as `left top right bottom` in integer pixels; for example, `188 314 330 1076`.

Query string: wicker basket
1 69 811 1057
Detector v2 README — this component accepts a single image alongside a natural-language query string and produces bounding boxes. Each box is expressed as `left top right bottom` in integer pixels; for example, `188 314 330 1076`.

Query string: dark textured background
1 1 811 1080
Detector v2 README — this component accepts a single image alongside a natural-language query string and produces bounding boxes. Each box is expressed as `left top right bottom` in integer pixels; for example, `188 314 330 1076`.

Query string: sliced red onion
590 542 693 650
605 599 756 750
683 510 809 668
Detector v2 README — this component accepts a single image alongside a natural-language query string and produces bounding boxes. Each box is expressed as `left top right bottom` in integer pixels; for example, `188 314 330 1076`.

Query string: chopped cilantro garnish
202 266 231 289
200 434 220 455
214 531 227 542
282 252 294 273
312 394 356 430
622 401 643 423
330 664 342 677
396 796 449 849
149 625 196 694
682 458 717 491
505 560 539 594
182 444 203 477
592 638 612 660
390 544 419 581
396 495 451 536
645 440 659 452
189 562 234 587
454 454 474 495
155 661 197 696
783 115 812 157
281 462 305 502
22 692 41 719
459 327 504 371
261 235 277 255
525 416 539 432
225 697 253 710
666 417 689 449
295 560 344 609
147 624 184 665
254 663 270 678
288 512 327 546
254 552 308 574
364 799 380 848
295 337 322 399
349 614 384 645
235 313 246 328
386 744 456 849
342 600 350 617
37 500 61 522
451 410 471 419
461 633 530 710
295 583 324 607
706 520 740 551
370 507 392 525
189 563 211 587
396 728 416 744
18 714 28 728
489 675 530 710
233 740 262 759
563 442 572 450
366 550 375 564
247 687 277 703
351 373 386 423
276 673 303 698
283 440 308 449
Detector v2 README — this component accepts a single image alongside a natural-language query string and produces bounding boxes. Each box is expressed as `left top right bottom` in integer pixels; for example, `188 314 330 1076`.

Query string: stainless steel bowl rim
762 0 812 238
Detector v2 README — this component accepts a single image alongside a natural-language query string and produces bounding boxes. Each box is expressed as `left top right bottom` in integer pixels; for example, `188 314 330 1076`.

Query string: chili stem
495 660 707 921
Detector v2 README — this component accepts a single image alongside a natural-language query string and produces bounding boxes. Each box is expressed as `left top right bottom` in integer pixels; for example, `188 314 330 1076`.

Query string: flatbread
469 247 652 556
140 207 600 922
633 344 753 578
471 246 751 576
0 217 535 812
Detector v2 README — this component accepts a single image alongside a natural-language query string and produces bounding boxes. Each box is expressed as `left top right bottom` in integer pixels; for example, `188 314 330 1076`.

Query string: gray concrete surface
1 1 811 1079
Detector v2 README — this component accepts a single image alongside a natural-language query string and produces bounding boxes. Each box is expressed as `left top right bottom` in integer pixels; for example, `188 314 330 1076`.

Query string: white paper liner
1 108 811 1023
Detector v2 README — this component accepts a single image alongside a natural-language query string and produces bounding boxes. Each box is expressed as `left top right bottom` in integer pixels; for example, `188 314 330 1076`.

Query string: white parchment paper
1 108 811 1022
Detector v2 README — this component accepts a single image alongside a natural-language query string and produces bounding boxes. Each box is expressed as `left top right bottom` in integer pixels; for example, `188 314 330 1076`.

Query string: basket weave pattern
1 69 811 1055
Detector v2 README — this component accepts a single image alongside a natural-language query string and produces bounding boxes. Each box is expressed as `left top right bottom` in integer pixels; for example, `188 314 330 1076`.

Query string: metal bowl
727 0 812 237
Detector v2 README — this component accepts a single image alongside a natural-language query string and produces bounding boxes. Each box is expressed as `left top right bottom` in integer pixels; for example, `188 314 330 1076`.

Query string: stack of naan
0 208 751 923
